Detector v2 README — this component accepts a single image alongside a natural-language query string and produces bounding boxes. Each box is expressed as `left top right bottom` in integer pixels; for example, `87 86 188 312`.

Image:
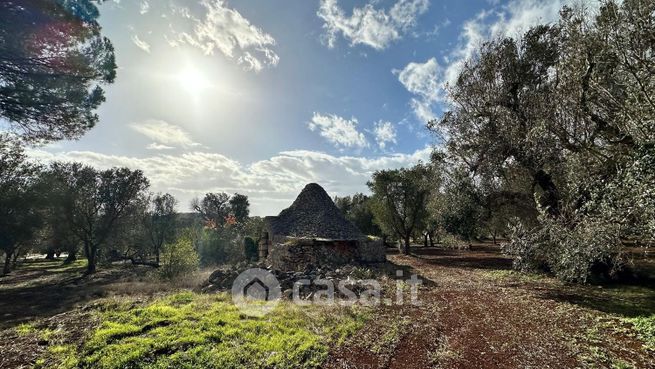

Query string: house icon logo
231 268 281 316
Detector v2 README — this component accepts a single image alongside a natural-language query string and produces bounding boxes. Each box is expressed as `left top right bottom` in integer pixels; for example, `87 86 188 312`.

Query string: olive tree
368 163 431 254
0 136 42 274
334 193 382 237
50 163 149 274
144 193 178 265
433 0 655 281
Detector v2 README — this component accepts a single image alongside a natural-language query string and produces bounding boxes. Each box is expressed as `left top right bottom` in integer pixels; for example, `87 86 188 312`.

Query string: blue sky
28 0 578 215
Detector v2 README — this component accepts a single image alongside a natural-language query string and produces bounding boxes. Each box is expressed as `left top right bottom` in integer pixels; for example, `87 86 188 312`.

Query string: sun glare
177 66 211 94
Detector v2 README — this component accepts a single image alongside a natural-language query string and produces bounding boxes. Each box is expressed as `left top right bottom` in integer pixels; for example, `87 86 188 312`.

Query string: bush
244 237 258 261
159 235 199 280
196 228 245 266
440 234 470 250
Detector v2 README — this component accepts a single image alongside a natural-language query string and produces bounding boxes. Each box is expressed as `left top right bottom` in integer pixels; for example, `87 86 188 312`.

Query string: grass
483 266 655 367
572 315 635 369
623 315 655 352
370 316 409 354
590 285 655 318
19 259 87 272
483 269 549 283
37 292 369 369
0 259 89 291
16 322 36 336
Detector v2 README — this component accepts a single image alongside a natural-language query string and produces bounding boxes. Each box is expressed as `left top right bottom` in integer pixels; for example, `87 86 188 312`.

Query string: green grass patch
18 258 86 272
41 292 368 369
483 269 547 283
370 316 410 354
623 315 655 352
45 259 87 273
16 322 36 336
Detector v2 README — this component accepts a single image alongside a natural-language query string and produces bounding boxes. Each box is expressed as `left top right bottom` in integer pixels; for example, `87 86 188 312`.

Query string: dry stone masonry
260 183 385 271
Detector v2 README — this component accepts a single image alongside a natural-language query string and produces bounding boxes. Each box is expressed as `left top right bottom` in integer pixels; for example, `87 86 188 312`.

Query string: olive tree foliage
432 0 655 281
439 166 483 241
48 163 150 274
229 193 250 224
0 136 42 274
0 0 116 143
423 153 485 244
38 172 81 263
368 164 431 254
144 193 178 265
191 192 251 265
334 193 382 237
104 194 150 264
191 192 249 230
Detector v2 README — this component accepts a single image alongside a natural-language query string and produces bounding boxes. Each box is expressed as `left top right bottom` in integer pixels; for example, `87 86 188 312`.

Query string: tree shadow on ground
404 245 514 271
0 259 146 329
392 244 655 318
534 282 655 318
532 252 655 318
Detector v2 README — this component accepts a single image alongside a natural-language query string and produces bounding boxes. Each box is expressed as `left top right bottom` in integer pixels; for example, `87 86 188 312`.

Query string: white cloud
146 143 175 150
318 0 429 50
443 0 588 88
308 113 369 149
397 0 588 121
394 57 441 122
373 121 397 149
139 1 149 15
26 147 433 216
172 0 279 72
130 120 201 149
131 35 151 53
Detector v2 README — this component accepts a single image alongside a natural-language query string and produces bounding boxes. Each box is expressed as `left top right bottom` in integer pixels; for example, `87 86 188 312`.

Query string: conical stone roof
266 183 364 240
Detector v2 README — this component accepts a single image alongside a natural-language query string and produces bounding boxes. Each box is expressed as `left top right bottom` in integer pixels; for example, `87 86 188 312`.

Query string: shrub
196 228 245 266
244 237 258 261
440 234 470 250
159 235 199 280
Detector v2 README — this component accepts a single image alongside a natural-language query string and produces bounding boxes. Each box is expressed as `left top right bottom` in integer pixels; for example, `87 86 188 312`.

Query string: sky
26 0 582 216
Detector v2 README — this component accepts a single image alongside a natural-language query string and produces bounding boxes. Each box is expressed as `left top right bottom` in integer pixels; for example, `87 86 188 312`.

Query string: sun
176 65 211 94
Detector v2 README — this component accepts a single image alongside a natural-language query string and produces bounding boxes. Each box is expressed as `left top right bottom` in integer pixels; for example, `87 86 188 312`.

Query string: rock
208 270 224 284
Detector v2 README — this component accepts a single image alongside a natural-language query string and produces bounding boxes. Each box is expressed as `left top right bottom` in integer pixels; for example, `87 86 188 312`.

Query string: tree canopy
48 163 149 273
0 0 116 143
430 0 655 281
368 164 431 254
0 136 42 274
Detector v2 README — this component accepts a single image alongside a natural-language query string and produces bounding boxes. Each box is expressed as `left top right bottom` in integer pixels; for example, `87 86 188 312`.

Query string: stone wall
266 237 386 271
356 239 386 263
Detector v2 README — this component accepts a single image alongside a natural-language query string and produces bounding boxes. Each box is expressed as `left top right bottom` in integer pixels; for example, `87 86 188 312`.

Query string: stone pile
201 263 380 300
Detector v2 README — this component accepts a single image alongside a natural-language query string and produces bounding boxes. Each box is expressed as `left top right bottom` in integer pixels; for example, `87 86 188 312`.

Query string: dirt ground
324 245 655 369
1 246 654 369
